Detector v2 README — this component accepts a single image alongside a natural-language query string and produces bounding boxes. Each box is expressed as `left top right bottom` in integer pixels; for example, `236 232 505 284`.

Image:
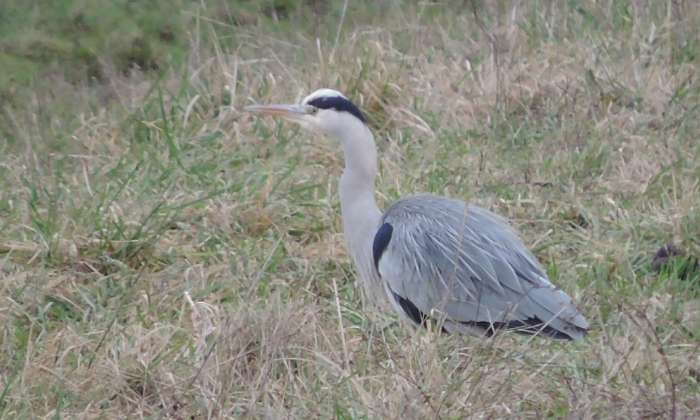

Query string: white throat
336 122 381 231
334 120 382 298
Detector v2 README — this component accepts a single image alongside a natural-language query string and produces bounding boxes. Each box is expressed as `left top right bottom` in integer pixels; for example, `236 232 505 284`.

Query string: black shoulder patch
307 95 367 123
391 291 427 326
391 291 449 334
372 222 393 272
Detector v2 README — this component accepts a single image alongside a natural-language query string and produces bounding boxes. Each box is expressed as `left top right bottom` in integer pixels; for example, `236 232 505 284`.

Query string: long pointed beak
244 104 312 120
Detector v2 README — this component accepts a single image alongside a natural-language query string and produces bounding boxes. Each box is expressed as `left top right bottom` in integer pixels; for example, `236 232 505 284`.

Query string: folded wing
374 195 589 340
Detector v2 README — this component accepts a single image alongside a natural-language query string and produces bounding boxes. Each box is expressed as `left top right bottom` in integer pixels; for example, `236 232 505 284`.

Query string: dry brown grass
1 1 699 418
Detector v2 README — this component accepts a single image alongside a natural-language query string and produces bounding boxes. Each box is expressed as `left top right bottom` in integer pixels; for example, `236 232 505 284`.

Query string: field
1 0 699 418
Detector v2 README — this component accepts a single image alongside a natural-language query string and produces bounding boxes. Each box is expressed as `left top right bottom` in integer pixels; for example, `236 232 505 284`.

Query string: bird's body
246 89 589 340
376 195 588 339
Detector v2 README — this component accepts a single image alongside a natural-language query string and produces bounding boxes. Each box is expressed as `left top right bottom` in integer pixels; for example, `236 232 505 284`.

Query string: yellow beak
244 104 313 121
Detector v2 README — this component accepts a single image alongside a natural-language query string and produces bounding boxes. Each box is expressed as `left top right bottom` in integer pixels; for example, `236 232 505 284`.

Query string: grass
1 0 699 417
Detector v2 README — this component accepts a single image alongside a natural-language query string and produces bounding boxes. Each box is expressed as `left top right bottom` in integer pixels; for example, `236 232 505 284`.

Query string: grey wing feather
377 194 589 339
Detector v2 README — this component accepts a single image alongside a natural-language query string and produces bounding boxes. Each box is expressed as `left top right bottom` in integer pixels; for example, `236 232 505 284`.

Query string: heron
245 88 589 340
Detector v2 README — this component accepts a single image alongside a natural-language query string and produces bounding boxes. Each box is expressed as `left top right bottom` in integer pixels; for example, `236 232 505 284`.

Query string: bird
245 88 589 340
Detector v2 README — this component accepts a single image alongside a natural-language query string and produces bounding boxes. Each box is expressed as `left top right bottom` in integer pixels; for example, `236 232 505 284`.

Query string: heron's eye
309 106 319 115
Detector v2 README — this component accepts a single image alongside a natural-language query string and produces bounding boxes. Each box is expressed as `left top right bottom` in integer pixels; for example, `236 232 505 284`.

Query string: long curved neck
339 124 378 208
336 122 382 267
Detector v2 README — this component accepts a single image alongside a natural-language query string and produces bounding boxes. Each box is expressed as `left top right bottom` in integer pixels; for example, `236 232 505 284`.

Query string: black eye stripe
307 96 367 123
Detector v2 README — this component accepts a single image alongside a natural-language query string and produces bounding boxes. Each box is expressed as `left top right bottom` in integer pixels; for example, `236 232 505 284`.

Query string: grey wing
375 195 589 340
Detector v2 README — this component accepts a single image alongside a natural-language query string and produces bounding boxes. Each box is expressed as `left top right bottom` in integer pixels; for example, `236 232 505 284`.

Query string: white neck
335 121 382 281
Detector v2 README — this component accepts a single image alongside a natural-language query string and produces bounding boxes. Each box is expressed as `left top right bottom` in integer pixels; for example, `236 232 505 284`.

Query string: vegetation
1 0 699 417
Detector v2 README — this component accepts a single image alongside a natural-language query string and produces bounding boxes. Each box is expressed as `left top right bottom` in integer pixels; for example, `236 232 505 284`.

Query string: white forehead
302 88 347 104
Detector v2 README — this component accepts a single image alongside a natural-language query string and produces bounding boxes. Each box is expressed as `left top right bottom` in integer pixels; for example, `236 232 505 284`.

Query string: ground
1 0 699 418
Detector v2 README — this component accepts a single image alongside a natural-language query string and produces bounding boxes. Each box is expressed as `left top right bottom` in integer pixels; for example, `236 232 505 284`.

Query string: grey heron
246 88 589 340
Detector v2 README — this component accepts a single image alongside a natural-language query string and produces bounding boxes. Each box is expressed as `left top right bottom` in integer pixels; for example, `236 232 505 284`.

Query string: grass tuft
1 1 699 417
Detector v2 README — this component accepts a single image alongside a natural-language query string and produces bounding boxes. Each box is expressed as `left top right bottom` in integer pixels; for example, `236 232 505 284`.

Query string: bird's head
245 88 367 139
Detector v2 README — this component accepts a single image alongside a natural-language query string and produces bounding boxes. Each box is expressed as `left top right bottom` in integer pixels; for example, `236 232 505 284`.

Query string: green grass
1 0 699 417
